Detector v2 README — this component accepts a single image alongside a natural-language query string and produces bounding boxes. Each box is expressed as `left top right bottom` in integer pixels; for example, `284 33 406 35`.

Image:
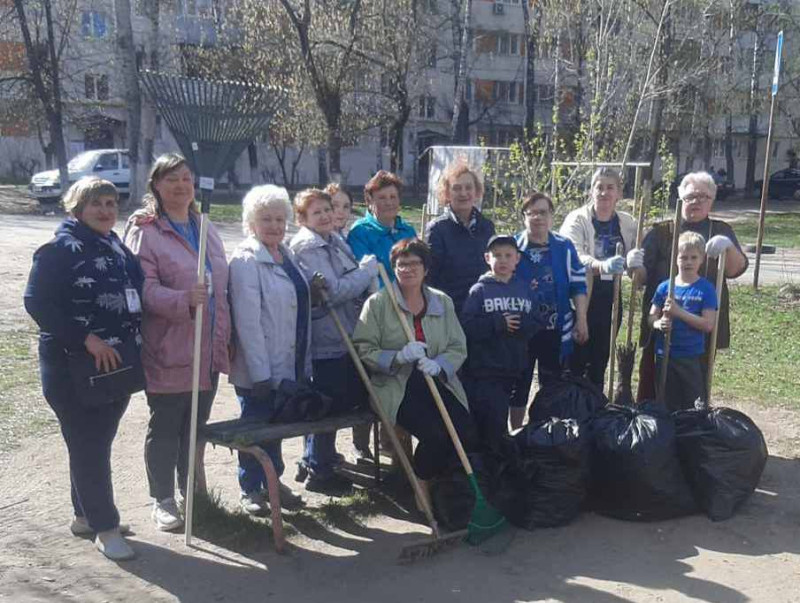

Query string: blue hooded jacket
461 273 543 379
347 211 416 284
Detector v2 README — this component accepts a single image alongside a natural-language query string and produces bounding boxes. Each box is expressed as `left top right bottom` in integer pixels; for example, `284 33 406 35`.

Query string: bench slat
203 411 377 448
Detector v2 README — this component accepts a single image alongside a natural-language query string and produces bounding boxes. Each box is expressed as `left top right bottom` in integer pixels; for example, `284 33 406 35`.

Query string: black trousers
656 354 706 413
513 329 562 408
395 370 479 480
571 283 621 389
39 344 129 533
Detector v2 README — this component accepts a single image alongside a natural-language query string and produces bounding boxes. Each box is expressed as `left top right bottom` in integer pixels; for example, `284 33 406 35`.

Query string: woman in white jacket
559 168 642 389
290 188 379 494
228 185 310 514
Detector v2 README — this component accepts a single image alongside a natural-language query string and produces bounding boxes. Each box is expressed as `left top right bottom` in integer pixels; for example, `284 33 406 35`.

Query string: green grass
730 214 800 249
0 327 56 455
714 285 800 408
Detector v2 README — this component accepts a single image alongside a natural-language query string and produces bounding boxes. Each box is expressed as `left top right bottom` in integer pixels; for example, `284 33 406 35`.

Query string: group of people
24 152 748 562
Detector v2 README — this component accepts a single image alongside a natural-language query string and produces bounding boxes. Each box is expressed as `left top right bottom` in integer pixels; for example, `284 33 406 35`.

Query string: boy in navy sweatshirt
461 234 543 445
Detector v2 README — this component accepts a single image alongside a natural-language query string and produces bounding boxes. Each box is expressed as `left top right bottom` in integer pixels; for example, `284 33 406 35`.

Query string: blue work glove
395 341 427 364
597 255 626 275
416 357 442 377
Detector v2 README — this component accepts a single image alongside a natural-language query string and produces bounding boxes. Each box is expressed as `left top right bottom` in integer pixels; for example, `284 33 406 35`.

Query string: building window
496 33 521 56
535 84 555 103
179 0 213 16
85 74 109 101
81 11 109 39
418 95 436 119
466 80 473 101
492 80 524 104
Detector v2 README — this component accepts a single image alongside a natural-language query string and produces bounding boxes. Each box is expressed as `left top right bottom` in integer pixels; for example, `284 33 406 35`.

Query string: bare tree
114 0 142 206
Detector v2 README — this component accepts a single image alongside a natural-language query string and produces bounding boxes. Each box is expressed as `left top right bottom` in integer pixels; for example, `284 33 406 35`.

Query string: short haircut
324 182 353 205
679 171 717 200
520 191 554 215
390 238 431 271
436 158 484 205
241 184 292 236
365 170 402 198
591 167 622 189
678 231 706 255
294 188 332 219
63 177 119 217
487 240 519 254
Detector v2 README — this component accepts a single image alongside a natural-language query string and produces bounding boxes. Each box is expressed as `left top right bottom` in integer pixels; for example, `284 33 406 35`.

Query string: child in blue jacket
461 235 543 444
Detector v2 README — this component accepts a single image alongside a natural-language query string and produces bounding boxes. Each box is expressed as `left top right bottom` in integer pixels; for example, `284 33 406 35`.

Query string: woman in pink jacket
125 153 231 532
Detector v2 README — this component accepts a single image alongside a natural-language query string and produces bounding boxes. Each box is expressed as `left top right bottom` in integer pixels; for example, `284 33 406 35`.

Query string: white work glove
417 356 442 377
395 341 427 365
626 248 645 270
706 235 734 259
596 255 626 275
358 254 380 278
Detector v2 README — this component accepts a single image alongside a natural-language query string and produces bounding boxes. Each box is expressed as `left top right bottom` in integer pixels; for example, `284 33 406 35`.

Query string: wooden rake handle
705 252 727 404
607 242 625 400
658 199 683 404
320 290 440 537
377 264 475 478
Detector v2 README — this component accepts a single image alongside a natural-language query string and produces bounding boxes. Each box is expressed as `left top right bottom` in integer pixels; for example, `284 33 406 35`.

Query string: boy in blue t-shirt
649 231 718 411
461 235 543 444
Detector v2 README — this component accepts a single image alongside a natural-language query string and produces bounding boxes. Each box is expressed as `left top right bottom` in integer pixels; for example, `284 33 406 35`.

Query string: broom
377 264 508 546
657 199 684 404
318 291 472 561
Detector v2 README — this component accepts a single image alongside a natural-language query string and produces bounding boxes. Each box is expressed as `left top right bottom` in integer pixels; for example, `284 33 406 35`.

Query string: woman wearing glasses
629 171 748 402
512 192 588 429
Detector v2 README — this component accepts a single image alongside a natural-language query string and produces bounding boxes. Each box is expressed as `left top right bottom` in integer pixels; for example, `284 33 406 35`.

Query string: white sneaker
240 491 267 515
95 529 136 561
151 498 184 531
71 516 130 536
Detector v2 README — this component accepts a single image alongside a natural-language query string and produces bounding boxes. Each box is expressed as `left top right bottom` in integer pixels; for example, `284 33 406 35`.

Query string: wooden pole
753 92 777 290
657 198 683 403
607 242 624 399
625 178 650 347
706 252 727 403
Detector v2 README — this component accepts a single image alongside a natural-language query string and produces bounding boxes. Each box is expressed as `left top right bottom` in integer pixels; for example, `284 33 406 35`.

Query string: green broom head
465 474 507 545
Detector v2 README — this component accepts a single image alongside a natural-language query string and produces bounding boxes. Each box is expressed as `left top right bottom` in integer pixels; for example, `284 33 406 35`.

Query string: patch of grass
208 202 243 224
730 214 800 249
714 285 800 408
0 327 56 455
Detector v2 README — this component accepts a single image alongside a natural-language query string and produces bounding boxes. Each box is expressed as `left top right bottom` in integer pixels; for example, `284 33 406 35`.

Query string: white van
29 149 130 202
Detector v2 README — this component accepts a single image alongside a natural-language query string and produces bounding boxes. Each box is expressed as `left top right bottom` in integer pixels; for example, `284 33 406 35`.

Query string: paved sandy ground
1 210 799 602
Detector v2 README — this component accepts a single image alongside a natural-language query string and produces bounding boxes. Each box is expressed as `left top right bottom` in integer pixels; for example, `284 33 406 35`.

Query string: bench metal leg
372 421 380 484
241 445 285 553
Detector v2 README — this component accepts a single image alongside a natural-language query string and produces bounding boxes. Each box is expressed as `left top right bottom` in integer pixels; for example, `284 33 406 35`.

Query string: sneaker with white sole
71 517 130 536
95 529 136 561
240 491 268 515
151 498 184 531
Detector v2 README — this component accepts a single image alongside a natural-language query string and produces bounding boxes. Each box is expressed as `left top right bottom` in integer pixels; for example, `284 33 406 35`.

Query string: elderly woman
325 182 355 237
228 185 309 514
513 192 588 427
289 188 379 493
425 159 496 315
352 239 479 482
630 171 748 402
347 170 417 282
124 153 231 532
560 168 638 388
25 178 142 561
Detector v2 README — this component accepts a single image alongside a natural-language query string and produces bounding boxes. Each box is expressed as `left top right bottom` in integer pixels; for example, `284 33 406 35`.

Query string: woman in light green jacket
352 239 479 480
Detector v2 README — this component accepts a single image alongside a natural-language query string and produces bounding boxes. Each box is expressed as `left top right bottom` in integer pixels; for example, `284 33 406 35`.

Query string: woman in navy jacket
24 178 143 561
424 159 495 315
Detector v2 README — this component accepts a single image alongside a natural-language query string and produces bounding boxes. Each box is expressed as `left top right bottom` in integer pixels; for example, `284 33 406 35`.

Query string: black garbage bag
514 417 589 528
429 454 491 532
529 374 608 425
482 436 528 528
674 404 768 521
271 380 332 423
590 401 697 521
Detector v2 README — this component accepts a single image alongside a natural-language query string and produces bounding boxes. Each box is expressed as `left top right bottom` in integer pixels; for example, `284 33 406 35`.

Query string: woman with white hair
228 184 309 514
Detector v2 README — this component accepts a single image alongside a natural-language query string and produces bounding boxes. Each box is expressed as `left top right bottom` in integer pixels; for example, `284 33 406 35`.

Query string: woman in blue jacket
24 178 143 561
425 159 495 315
513 192 588 421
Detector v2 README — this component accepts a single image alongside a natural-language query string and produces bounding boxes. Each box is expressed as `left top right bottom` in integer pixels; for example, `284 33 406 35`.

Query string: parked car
754 168 800 200
29 149 130 202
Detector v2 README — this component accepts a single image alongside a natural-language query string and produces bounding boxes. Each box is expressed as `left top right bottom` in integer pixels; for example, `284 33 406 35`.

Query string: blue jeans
235 385 285 494
39 343 129 532
301 355 367 478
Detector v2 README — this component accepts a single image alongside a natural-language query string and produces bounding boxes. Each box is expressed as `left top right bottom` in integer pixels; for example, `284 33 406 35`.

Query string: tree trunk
114 0 142 208
248 142 260 185
451 0 472 142
724 114 735 185
522 0 536 132
139 0 161 201
390 105 411 174
745 21 763 193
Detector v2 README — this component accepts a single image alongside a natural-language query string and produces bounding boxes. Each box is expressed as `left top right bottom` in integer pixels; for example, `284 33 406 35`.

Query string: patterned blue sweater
24 218 144 352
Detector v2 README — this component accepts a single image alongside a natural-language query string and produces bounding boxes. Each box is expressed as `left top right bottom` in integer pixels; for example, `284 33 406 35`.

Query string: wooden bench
202 410 380 552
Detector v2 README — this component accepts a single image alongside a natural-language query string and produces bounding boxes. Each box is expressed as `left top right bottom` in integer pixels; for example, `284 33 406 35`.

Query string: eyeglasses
523 209 550 218
681 193 712 203
395 259 424 271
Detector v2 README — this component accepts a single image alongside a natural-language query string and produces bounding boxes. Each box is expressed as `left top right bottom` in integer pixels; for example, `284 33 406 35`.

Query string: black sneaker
304 473 353 496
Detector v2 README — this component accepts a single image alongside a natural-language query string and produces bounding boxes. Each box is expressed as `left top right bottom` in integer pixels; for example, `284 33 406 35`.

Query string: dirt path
1 212 799 602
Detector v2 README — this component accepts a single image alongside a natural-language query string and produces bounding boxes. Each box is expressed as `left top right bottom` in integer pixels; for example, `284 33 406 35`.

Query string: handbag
67 336 146 406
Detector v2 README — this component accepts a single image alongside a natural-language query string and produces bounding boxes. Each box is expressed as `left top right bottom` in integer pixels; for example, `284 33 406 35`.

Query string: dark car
754 168 800 199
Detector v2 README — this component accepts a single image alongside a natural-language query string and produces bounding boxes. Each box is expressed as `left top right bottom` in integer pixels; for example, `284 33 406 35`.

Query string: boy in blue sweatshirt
461 234 543 444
